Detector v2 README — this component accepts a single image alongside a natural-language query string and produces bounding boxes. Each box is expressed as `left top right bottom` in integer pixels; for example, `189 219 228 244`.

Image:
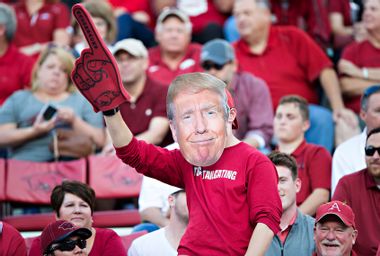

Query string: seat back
88 155 143 199
5 159 86 204
0 159 5 201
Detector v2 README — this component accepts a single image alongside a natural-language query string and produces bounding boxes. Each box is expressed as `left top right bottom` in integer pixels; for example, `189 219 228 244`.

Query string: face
274 103 309 143
365 132 380 179
202 62 236 85
58 193 92 229
51 236 87 256
37 54 69 95
173 192 189 224
115 51 147 85
276 165 301 212
314 216 357 256
361 93 380 131
156 17 191 53
363 0 380 32
233 0 271 39
170 89 230 166
92 17 108 42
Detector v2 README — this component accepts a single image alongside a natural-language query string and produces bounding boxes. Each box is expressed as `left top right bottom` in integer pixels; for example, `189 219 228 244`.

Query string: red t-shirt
116 138 282 255
119 78 173 147
341 40 380 113
147 43 203 86
28 227 126 256
0 222 27 256
333 169 380 256
234 26 332 109
13 2 70 47
290 140 332 205
0 44 33 105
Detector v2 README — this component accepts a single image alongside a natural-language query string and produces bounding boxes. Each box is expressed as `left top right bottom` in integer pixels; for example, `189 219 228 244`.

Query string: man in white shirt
128 189 188 256
332 85 380 194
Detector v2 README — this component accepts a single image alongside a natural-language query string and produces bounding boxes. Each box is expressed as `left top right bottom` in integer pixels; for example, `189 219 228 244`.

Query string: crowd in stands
0 0 379 255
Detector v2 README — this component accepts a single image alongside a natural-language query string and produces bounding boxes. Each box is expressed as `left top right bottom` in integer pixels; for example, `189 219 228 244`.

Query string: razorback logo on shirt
193 166 237 180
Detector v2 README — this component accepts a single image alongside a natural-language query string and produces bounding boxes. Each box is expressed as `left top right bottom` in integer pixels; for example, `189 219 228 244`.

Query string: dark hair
51 180 96 217
366 126 380 143
268 151 298 180
278 95 309 121
361 85 380 111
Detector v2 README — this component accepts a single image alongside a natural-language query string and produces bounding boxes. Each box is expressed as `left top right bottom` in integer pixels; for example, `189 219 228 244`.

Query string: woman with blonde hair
0 46 105 162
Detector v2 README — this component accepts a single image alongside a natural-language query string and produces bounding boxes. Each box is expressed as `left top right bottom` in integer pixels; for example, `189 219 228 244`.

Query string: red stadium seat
88 155 143 199
120 230 148 251
0 159 5 201
5 159 86 204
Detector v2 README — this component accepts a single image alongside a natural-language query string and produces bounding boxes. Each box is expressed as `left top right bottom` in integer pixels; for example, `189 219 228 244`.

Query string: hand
71 4 130 112
33 113 56 135
56 107 76 124
333 108 358 129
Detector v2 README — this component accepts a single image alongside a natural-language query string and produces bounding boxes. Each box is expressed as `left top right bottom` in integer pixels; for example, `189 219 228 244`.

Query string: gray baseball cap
201 39 235 65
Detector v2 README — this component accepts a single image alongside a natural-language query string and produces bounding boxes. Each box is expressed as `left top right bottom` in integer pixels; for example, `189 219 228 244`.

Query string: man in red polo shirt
111 39 172 148
147 8 203 86
0 3 33 106
333 126 380 255
338 0 380 114
233 0 358 152
274 95 331 216
313 201 358 256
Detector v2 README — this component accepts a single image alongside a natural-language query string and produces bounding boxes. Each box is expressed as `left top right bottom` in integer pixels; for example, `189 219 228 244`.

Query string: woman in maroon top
29 180 126 256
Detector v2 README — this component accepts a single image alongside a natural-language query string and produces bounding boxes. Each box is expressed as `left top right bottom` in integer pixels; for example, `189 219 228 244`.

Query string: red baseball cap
225 89 238 129
315 201 356 228
41 220 92 254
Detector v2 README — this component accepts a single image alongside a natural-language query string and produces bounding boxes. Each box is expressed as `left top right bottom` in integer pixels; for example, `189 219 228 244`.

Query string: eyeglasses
363 85 380 98
202 61 228 71
50 239 86 252
365 145 380 156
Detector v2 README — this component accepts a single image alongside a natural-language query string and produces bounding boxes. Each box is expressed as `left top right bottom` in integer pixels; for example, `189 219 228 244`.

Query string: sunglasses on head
50 239 86 252
365 145 380 156
363 85 380 98
201 61 228 71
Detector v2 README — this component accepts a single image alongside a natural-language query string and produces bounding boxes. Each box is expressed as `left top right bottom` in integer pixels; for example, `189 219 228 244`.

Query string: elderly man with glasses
332 85 380 194
332 127 380 255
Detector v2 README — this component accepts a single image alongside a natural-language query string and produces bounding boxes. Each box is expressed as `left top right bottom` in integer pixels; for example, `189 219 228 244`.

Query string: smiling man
313 201 358 256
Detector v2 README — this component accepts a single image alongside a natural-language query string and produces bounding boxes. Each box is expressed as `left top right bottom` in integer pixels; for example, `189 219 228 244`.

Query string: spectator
0 46 105 162
129 189 188 255
0 3 33 106
151 0 232 44
233 0 358 152
40 219 92 256
201 39 273 149
338 0 380 114
333 127 380 255
313 201 358 256
147 8 202 86
29 180 127 256
332 85 380 194
0 221 27 256
274 95 331 215
266 152 315 256
112 39 172 147
71 0 117 58
12 0 71 58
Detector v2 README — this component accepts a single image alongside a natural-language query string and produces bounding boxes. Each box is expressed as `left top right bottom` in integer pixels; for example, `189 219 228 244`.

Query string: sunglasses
202 61 228 71
363 85 380 98
50 239 86 252
365 145 380 156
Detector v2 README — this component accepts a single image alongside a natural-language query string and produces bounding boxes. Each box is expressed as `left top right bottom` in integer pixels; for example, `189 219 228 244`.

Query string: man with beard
313 201 358 256
129 189 188 255
333 127 380 255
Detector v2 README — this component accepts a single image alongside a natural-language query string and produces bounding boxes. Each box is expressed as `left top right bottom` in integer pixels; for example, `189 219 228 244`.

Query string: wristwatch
102 107 120 116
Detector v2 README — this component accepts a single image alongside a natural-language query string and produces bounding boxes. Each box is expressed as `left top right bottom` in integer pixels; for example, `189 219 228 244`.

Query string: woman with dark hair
29 180 127 256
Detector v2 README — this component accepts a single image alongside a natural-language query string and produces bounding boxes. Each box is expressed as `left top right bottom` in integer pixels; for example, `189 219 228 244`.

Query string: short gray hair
0 3 17 42
166 72 229 121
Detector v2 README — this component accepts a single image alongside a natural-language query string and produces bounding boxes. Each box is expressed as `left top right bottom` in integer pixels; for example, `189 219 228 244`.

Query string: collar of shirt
236 25 278 56
277 210 298 243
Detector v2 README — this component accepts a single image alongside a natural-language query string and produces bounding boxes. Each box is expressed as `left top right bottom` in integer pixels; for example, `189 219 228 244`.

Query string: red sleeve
308 147 332 191
286 27 333 82
115 138 184 188
0 223 27 256
53 3 70 29
328 0 346 13
28 236 42 256
247 156 282 234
